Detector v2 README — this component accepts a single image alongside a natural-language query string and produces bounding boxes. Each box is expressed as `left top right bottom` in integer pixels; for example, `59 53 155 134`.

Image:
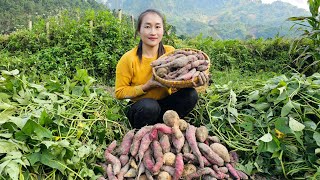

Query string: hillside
0 0 106 34
103 0 309 39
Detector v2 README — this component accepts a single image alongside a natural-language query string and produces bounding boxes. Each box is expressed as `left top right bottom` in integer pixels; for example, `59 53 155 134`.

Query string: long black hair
135 9 166 61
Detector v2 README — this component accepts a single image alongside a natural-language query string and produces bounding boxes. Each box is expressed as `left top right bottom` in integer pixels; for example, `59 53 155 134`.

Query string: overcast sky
261 0 308 10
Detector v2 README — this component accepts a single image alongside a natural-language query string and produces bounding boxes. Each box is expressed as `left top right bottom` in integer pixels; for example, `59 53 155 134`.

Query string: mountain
102 0 309 39
0 0 106 34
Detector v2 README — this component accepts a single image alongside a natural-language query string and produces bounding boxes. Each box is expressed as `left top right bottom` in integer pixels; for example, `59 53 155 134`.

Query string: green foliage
179 34 295 73
288 0 320 75
0 9 137 85
0 69 128 179
189 73 320 179
0 0 104 34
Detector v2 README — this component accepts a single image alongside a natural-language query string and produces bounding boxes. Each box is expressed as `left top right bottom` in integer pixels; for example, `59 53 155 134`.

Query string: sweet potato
145 169 154 180
172 124 183 139
152 141 164 173
117 160 130 180
175 68 197 81
236 170 249 180
162 110 179 127
182 164 197 177
104 151 121 175
150 124 173 139
161 165 175 176
178 119 188 131
182 140 191 154
119 154 129 166
185 167 219 180
183 153 211 167
210 143 230 162
139 174 148 180
207 136 220 144
159 135 171 153
137 163 146 180
212 165 229 179
156 67 169 78
202 175 217 180
198 143 224 166
226 163 240 180
173 153 184 180
143 148 155 173
196 64 209 71
156 55 195 69
157 171 172 180
107 164 118 180
131 126 153 157
124 168 137 178
106 140 117 154
195 126 209 143
172 129 185 153
130 158 138 169
138 132 153 162
186 125 204 168
119 129 135 155
163 152 176 166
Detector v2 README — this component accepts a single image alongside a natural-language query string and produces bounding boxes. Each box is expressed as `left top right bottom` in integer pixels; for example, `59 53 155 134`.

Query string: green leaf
21 120 52 139
230 89 237 105
227 107 238 117
29 83 46 92
315 148 320 155
314 132 320 147
0 140 17 153
39 109 52 126
281 100 294 117
249 102 270 112
40 149 66 173
304 121 317 130
289 117 305 131
274 117 292 134
26 152 41 165
248 90 260 102
258 133 273 142
257 139 280 153
1 69 19 76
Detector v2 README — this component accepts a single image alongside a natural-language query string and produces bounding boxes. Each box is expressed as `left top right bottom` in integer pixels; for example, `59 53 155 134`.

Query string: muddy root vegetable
226 163 240 180
182 164 197 177
161 165 175 176
183 153 211 167
186 167 220 180
156 67 169 78
130 158 138 170
145 169 154 180
124 168 137 178
160 135 171 153
163 152 176 166
106 140 118 154
152 141 164 173
117 160 130 180
119 154 129 166
104 151 121 175
137 163 146 180
131 126 153 157
150 124 173 140
107 164 118 180
157 171 172 180
207 136 220 144
175 68 197 81
210 143 230 162
163 110 180 127
182 141 191 154
186 125 204 168
179 119 188 131
119 129 135 155
198 143 224 166
173 153 184 180
172 129 185 153
196 126 209 143
138 132 153 163
143 148 155 173
236 170 249 180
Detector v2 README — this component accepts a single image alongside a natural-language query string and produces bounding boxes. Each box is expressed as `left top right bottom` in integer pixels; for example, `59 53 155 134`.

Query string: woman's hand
142 76 165 92
192 72 210 87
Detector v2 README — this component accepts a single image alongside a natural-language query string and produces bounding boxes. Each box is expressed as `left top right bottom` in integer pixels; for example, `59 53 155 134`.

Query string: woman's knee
181 88 198 104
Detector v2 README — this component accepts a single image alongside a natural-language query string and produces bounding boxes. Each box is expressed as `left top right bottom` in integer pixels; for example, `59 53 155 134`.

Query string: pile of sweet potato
98 110 248 180
152 49 209 84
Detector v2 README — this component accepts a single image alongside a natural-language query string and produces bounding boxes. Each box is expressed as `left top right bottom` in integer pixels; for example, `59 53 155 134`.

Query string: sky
261 0 309 10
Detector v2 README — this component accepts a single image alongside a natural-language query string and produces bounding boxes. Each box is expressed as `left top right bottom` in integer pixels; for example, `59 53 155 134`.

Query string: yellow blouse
115 45 175 101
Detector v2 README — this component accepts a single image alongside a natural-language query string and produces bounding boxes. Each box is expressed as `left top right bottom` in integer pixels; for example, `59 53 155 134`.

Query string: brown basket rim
152 48 210 88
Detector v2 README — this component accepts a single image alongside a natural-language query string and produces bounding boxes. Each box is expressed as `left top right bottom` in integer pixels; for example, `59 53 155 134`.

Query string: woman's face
139 13 164 48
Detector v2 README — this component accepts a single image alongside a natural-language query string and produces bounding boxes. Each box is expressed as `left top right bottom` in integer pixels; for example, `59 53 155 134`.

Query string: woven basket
152 48 210 88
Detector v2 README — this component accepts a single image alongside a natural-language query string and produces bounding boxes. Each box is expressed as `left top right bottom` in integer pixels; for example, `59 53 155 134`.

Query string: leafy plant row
189 73 320 179
0 9 303 86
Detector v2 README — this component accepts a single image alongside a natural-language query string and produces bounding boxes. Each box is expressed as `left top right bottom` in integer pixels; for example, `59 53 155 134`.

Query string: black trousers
126 88 198 129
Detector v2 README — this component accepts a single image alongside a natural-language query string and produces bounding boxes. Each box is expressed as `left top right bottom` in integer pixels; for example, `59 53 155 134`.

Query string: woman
115 9 208 128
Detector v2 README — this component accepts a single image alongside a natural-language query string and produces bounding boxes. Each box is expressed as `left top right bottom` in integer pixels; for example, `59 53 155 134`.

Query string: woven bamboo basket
152 48 210 89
